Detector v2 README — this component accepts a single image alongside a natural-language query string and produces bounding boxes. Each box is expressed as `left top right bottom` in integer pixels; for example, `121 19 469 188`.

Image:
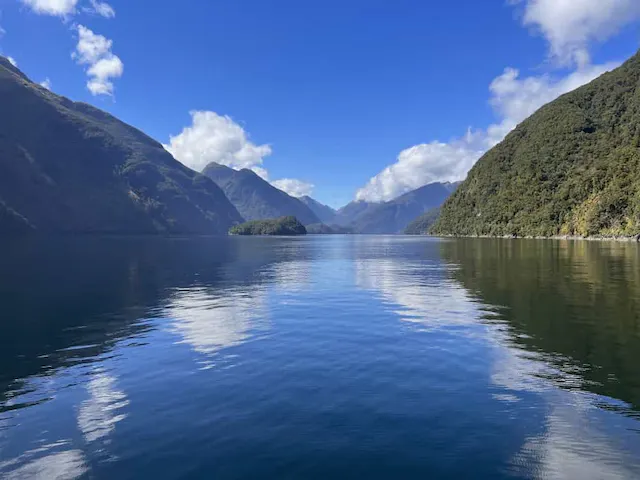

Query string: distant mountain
299 196 336 223
0 56 242 234
334 182 457 234
353 183 454 234
404 207 441 235
333 200 379 227
443 181 463 193
433 51 640 238
202 163 320 225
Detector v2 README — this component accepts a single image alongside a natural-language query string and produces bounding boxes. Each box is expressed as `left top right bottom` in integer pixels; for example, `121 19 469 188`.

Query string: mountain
0 56 242 234
202 163 321 225
333 182 456 234
404 207 441 235
333 200 379 226
299 196 336 223
433 51 640 238
352 182 455 234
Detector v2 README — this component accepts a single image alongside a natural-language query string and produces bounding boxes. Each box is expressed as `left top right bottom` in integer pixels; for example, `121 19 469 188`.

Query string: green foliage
404 207 441 235
433 50 640 238
229 216 307 236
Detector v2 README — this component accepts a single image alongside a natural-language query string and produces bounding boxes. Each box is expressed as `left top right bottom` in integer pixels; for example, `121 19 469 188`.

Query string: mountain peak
202 166 320 225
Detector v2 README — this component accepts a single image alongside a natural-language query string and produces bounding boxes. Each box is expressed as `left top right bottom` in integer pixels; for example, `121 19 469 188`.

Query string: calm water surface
1 236 639 479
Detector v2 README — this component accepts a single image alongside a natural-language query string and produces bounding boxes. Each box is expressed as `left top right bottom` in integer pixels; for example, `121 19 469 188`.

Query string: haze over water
1 236 639 479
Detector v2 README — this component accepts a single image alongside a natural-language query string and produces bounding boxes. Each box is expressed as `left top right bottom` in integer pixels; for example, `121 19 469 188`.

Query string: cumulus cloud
87 0 115 18
165 111 272 172
356 61 616 202
516 0 640 66
72 25 123 96
7 56 17 67
20 0 79 17
272 178 315 198
40 77 52 90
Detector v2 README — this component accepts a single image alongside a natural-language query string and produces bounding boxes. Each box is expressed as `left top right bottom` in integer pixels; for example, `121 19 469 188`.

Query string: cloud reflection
355 258 477 328
165 287 268 358
77 371 129 444
0 441 87 480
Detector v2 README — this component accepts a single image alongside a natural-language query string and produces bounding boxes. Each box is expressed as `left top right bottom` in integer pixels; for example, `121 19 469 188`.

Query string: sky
1 0 639 208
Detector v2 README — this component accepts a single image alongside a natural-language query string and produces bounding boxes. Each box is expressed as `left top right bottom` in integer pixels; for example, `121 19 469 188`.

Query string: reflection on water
166 288 267 359
440 238 640 411
0 236 639 478
1 444 87 480
77 371 129 444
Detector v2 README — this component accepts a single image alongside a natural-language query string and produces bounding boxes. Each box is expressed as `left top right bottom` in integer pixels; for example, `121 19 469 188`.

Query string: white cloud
356 61 617 202
40 77 52 90
20 0 79 17
7 56 17 67
272 178 315 197
87 0 115 18
516 0 640 66
165 110 272 173
73 25 123 96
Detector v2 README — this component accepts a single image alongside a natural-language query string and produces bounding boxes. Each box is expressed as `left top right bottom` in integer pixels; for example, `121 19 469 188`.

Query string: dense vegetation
203 162 320 225
229 216 307 235
0 57 243 234
404 207 441 235
335 182 457 234
306 223 354 234
299 196 337 223
433 51 640 238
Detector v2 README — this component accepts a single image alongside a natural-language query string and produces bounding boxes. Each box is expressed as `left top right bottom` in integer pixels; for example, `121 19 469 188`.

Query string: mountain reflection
439 238 640 412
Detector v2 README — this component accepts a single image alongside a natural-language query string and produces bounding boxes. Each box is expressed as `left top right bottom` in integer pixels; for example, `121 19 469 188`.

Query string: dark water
1 236 640 479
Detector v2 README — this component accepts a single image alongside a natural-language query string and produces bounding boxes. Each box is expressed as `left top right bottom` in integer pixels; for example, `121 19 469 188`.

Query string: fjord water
1 237 640 479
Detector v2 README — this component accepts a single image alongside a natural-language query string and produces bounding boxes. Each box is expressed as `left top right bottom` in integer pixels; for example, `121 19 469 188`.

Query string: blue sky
2 0 640 208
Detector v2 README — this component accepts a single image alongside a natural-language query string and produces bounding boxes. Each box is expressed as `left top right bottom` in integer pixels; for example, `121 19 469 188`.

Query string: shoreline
432 234 640 243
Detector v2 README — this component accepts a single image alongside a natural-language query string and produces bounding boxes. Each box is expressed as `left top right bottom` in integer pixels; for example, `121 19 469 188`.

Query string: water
1 236 639 479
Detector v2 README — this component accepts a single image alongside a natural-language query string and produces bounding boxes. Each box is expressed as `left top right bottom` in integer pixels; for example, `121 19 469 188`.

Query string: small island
229 216 307 236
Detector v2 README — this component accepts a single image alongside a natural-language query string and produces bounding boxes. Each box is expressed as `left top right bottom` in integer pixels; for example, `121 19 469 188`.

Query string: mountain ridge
0 56 243 234
202 162 321 225
433 50 640 238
